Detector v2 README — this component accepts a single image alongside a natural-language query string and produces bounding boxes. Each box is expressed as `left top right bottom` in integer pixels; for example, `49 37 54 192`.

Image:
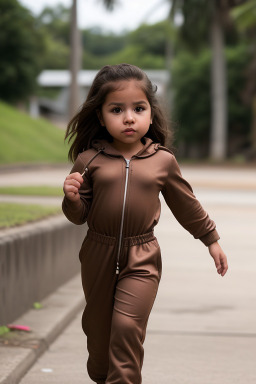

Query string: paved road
19 177 256 383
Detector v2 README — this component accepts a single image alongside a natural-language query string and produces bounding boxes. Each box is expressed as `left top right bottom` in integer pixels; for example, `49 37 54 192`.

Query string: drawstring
81 149 104 177
155 144 174 155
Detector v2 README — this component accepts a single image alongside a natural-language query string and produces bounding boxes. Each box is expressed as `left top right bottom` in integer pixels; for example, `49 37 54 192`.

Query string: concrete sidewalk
0 192 255 384
0 275 85 384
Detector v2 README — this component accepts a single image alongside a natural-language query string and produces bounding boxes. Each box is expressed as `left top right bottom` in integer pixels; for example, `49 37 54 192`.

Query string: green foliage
0 326 10 336
173 0 241 52
172 45 251 153
40 33 69 69
114 21 168 69
231 0 256 31
0 0 45 102
172 49 211 144
37 4 70 44
81 28 127 56
80 23 168 69
104 45 165 69
0 102 68 164
35 3 168 70
128 22 168 56
0 203 61 228
36 4 70 69
0 1 253 156
226 44 251 142
177 0 212 51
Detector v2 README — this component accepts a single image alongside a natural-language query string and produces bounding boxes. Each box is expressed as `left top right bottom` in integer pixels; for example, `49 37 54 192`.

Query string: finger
66 172 84 184
220 256 228 274
65 185 79 194
213 258 221 273
221 262 228 277
215 259 228 276
64 179 81 189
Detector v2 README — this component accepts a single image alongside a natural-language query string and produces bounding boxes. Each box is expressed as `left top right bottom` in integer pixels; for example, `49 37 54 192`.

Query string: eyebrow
107 100 148 107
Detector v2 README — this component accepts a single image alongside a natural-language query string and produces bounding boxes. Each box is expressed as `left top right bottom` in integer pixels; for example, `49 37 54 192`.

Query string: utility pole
69 0 81 121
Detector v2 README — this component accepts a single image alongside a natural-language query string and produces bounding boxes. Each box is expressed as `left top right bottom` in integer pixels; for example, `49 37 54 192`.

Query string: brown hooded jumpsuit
62 138 220 384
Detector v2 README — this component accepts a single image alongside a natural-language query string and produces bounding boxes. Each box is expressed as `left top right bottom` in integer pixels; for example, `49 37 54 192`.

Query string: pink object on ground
7 324 31 332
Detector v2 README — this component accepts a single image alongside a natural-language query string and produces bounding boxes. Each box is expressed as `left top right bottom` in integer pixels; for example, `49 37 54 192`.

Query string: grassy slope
0 186 63 196
0 102 69 164
0 203 61 228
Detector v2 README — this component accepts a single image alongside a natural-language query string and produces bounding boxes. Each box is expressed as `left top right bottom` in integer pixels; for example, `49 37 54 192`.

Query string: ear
96 109 105 126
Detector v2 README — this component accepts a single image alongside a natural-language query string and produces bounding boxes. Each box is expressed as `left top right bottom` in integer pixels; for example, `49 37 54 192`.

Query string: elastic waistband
123 232 155 246
87 229 115 245
87 229 155 246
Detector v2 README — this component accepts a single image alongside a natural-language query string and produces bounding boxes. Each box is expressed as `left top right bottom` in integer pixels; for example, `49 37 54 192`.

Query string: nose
124 110 135 124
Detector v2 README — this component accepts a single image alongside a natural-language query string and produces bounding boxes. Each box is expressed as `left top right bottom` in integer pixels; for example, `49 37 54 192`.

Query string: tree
69 0 119 118
167 0 247 160
0 0 44 103
231 0 256 157
172 45 251 157
36 4 70 69
107 21 168 68
209 1 229 160
33 7 168 71
69 0 80 119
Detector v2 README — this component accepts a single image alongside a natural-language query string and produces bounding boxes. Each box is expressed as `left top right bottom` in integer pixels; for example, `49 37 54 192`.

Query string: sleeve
161 155 220 246
62 154 93 225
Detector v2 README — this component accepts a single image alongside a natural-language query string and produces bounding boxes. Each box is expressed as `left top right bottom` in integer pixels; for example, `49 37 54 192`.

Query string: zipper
116 158 130 274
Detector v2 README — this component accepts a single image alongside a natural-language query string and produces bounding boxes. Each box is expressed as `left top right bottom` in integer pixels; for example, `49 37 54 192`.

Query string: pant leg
79 235 117 383
106 238 161 384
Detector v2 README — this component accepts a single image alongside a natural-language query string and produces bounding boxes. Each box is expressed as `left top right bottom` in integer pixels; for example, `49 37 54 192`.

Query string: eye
135 106 145 112
112 107 122 114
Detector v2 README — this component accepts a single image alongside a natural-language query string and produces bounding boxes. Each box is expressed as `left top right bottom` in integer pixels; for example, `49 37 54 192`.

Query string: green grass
0 186 63 196
0 101 69 165
0 326 10 336
0 203 61 228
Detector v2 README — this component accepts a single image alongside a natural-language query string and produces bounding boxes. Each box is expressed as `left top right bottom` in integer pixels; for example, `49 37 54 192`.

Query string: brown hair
65 63 172 162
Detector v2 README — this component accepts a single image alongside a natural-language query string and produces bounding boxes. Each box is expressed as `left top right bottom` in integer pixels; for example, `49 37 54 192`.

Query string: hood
91 137 162 159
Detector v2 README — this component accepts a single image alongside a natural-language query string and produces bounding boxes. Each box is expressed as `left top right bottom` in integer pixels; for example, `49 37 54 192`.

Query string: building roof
37 70 170 87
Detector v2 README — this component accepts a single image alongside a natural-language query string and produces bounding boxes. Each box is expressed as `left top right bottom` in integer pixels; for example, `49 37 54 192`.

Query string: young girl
62 63 228 384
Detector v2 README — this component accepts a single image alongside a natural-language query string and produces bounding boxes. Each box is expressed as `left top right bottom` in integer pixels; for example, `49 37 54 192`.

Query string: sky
19 0 170 34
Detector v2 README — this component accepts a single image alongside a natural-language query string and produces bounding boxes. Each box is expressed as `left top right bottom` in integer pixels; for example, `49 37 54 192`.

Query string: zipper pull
81 168 88 177
116 262 120 274
125 159 130 168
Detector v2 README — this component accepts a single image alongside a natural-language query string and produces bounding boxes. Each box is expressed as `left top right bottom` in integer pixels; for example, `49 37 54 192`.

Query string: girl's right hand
63 172 84 203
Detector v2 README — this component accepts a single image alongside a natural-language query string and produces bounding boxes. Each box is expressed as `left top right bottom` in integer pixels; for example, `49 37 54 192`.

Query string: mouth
123 128 135 133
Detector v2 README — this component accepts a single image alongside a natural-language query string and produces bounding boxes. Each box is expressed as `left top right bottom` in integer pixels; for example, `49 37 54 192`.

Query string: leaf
33 302 43 309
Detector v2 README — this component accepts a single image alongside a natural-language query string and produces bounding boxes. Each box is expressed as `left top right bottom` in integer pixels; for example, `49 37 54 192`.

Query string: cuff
199 229 220 247
62 197 83 213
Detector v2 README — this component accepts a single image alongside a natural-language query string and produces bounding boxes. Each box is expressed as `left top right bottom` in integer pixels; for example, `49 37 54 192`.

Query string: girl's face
98 80 152 153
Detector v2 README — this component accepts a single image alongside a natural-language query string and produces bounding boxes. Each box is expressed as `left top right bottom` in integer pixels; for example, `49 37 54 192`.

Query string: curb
0 274 84 384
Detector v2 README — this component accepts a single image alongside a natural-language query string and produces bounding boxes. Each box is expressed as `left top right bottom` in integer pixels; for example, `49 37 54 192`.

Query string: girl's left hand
208 242 228 277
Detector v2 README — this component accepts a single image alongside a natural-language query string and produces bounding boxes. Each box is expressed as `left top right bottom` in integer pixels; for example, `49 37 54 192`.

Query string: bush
172 44 251 157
